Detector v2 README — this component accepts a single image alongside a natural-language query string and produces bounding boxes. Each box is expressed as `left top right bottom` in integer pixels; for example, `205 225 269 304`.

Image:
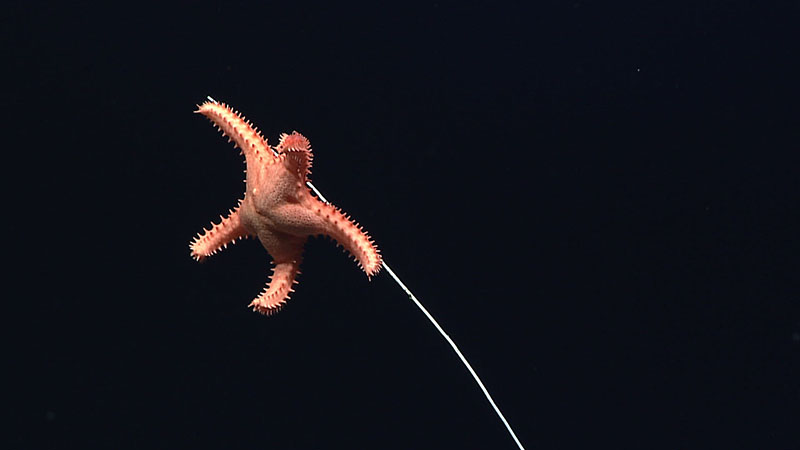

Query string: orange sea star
189 100 381 315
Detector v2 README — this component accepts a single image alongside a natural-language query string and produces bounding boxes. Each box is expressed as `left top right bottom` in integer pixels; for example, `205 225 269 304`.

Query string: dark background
6 1 799 449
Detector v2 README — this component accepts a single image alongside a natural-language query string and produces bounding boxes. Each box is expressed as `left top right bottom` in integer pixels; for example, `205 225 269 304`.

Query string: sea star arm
257 195 382 278
310 198 382 277
195 101 274 164
275 132 313 181
249 233 305 315
190 207 250 261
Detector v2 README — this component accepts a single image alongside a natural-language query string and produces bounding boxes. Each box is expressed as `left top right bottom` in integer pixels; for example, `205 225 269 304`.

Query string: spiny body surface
189 100 381 315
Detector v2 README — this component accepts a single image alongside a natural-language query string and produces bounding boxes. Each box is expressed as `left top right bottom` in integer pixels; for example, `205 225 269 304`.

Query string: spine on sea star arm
195 101 273 163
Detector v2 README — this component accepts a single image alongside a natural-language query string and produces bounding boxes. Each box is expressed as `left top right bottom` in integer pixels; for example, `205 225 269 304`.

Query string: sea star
189 100 381 315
